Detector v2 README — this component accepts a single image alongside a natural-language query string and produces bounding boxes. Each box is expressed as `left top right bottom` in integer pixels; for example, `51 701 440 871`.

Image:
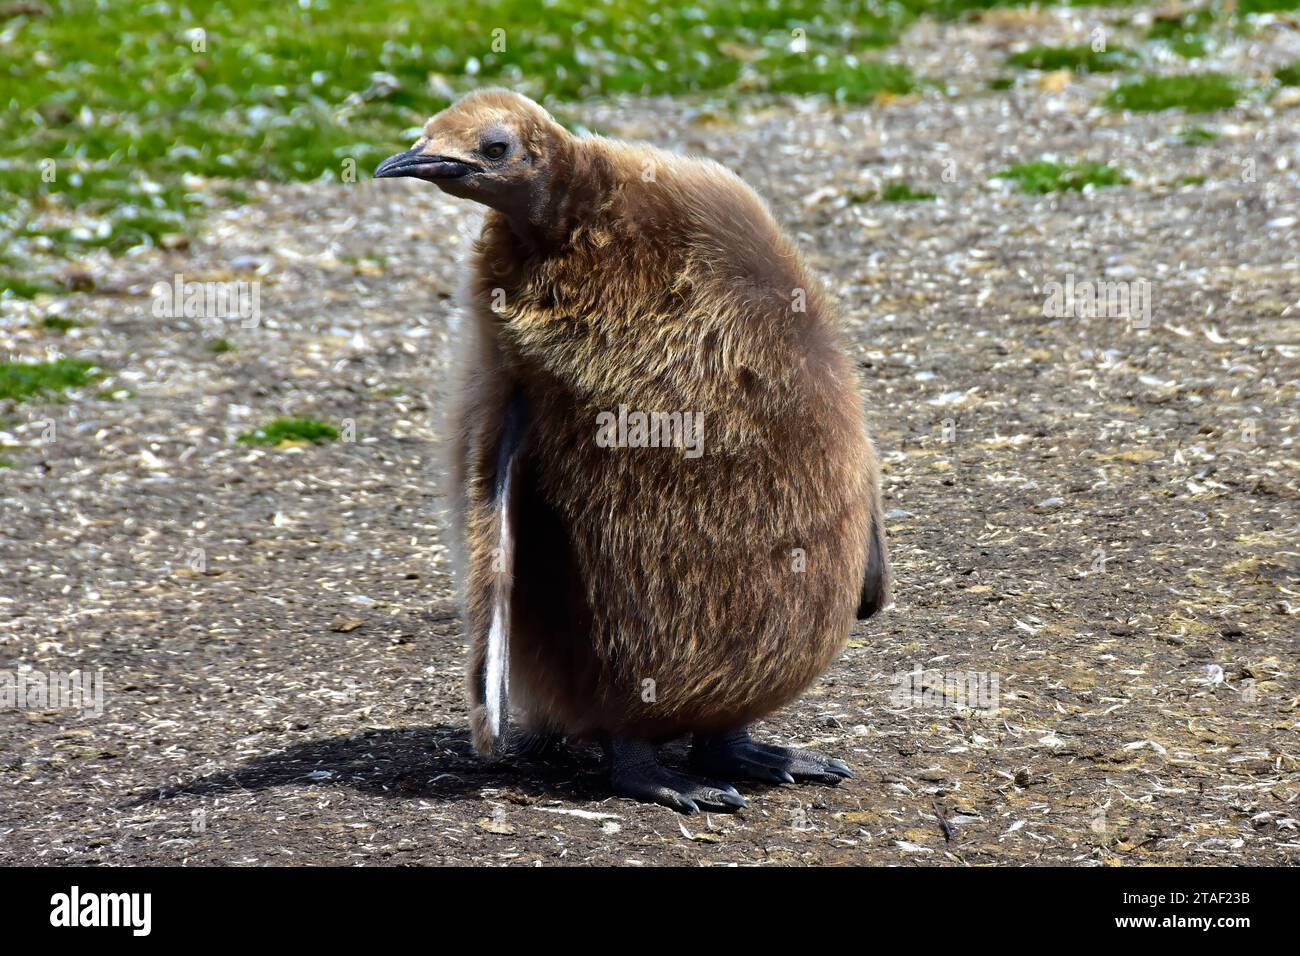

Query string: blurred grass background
1 0 1298 266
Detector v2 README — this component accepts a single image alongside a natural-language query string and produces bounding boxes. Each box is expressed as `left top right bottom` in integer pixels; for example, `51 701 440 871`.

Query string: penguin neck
505 135 615 254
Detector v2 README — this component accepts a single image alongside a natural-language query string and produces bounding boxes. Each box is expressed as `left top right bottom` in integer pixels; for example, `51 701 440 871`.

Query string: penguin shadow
125 725 612 809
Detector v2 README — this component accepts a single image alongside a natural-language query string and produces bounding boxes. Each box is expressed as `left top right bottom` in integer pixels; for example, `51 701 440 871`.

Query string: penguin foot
691 727 853 786
606 737 747 814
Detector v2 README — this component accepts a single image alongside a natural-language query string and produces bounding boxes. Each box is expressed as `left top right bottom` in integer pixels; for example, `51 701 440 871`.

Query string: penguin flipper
467 390 527 757
856 501 892 620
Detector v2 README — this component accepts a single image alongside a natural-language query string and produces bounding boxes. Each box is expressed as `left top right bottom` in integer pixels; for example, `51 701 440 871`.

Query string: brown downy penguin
376 89 891 813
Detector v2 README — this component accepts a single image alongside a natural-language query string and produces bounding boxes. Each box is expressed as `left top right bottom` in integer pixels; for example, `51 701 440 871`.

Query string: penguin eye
483 142 508 160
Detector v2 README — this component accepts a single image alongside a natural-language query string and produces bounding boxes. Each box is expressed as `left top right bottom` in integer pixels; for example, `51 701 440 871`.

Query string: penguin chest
513 397 866 732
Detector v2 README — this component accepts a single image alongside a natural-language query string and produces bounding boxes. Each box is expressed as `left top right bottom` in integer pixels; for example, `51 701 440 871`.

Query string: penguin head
374 89 569 216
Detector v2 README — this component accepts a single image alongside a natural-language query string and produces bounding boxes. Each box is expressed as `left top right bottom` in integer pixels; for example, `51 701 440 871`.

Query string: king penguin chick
376 89 891 814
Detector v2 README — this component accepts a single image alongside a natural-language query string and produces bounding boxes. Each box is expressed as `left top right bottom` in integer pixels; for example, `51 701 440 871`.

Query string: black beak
374 148 478 182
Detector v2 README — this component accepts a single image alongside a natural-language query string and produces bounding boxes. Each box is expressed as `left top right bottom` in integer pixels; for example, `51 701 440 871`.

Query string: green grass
1173 125 1222 145
1103 73 1243 112
1237 0 1300 12
0 0 1269 261
1276 62 1300 87
237 417 340 446
1 0 936 257
1 273 64 299
881 182 937 201
926 0 1156 12
1163 34 1208 59
0 358 99 402
1007 44 1137 73
35 315 85 333
850 182 937 202
1147 8 1216 59
207 337 235 355
758 54 916 100
994 160 1130 194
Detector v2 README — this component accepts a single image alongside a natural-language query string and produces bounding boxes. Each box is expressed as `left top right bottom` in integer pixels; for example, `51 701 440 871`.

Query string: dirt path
2 14 1298 865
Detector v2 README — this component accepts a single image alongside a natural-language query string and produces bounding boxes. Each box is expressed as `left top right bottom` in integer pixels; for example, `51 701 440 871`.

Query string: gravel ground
1 11 1297 865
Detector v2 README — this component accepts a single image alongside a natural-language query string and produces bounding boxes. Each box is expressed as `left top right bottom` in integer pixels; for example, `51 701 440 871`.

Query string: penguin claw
613 772 747 814
691 729 854 787
825 758 854 778
608 751 748 814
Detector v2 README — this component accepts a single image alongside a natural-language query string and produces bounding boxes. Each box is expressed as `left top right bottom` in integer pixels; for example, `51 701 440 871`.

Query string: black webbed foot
691 726 853 786
606 738 747 814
